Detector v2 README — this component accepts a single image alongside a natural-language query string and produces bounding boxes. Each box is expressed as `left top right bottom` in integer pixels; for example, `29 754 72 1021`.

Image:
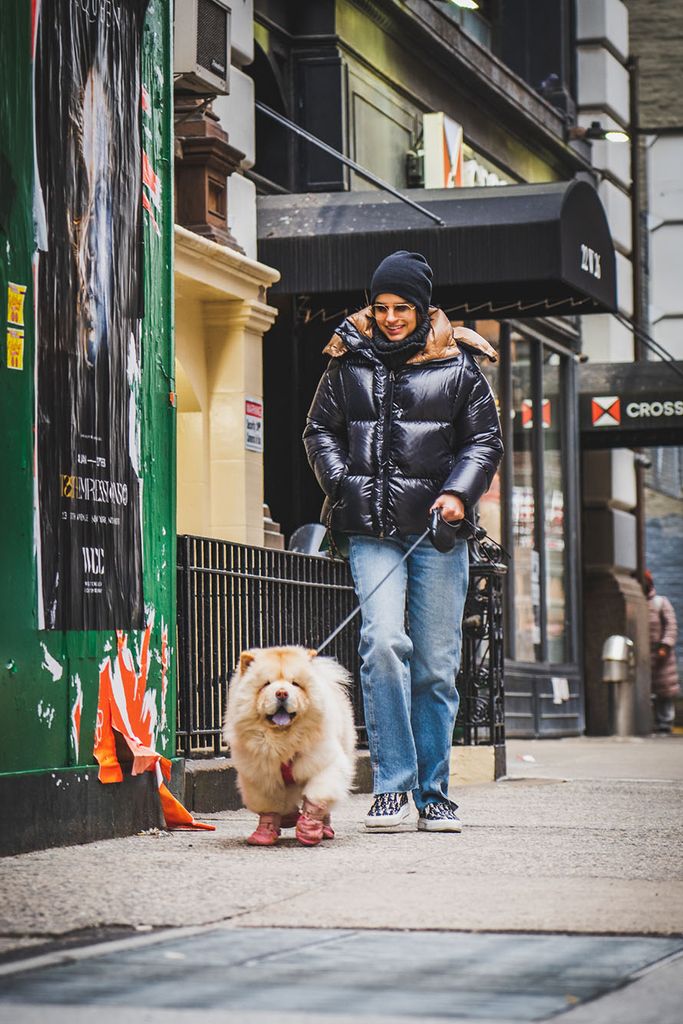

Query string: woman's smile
373 292 418 342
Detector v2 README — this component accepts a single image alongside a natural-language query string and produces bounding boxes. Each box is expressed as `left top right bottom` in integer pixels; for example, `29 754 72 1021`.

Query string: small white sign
245 396 263 453
551 676 570 705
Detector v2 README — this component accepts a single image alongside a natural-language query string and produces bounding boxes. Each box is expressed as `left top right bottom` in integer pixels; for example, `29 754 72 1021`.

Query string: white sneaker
365 792 411 831
417 799 462 832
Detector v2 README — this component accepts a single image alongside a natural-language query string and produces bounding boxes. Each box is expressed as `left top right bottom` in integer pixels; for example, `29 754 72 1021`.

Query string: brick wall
627 0 683 127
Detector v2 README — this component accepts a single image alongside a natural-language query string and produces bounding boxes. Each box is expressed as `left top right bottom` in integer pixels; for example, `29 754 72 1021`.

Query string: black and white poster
34 0 148 630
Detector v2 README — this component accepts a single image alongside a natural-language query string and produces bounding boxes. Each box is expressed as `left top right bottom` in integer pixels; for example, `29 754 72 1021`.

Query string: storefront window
454 321 573 668
543 351 567 662
507 328 572 665
510 334 540 662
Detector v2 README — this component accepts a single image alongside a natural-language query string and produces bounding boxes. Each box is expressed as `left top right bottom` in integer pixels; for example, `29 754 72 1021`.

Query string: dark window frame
500 325 579 670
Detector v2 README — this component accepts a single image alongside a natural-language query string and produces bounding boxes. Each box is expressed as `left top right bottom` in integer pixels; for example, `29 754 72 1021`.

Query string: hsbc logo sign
592 396 620 426
588 395 683 428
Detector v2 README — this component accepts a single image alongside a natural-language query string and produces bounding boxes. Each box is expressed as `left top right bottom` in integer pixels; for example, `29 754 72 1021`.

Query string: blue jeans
348 533 469 810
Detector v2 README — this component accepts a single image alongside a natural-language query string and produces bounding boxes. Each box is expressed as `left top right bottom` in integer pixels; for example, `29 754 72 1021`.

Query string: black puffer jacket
303 307 503 538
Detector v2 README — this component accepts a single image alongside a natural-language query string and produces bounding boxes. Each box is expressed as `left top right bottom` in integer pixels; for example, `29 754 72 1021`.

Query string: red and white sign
591 396 621 427
521 398 551 429
245 396 263 452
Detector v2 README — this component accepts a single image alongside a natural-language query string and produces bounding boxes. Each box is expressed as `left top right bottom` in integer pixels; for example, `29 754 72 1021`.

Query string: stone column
203 299 278 545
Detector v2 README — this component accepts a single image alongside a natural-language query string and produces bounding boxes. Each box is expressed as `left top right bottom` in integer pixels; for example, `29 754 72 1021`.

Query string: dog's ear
239 650 256 674
306 649 318 660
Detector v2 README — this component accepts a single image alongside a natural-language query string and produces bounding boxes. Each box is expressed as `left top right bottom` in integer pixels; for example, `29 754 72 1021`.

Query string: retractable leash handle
428 508 486 552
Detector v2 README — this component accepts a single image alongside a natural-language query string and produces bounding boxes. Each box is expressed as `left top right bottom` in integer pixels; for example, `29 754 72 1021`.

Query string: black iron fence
456 562 506 748
176 534 505 758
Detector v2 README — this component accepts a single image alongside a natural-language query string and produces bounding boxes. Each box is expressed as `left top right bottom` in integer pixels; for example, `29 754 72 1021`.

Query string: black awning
257 181 617 317
580 361 683 449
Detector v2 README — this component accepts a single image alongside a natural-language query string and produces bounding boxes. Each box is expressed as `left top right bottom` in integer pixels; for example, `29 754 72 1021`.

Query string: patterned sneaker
417 799 462 833
365 792 411 830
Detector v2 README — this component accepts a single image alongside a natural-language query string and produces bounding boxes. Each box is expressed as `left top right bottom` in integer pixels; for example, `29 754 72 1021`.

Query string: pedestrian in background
644 569 680 733
303 250 503 833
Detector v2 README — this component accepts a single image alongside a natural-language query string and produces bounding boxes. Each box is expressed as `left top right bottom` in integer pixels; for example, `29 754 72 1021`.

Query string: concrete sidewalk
1 735 681 1023
1 736 682 945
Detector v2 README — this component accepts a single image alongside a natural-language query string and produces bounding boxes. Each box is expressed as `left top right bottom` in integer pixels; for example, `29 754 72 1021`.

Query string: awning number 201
580 244 602 279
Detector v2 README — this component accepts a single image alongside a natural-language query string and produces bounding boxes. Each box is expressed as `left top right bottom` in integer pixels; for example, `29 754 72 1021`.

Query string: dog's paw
295 813 324 846
247 813 281 846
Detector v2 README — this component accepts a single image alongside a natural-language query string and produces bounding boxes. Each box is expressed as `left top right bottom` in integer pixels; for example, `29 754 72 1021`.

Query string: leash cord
315 528 430 654
315 519 510 655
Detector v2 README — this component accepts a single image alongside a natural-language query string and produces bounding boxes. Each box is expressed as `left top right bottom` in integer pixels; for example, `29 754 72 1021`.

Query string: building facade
249 0 651 736
628 0 683 675
173 0 281 547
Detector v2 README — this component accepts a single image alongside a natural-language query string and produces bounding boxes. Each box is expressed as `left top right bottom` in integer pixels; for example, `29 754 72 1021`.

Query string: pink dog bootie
322 815 335 841
296 798 328 846
247 812 281 846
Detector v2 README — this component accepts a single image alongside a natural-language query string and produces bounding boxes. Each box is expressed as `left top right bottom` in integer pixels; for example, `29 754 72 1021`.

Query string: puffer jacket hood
303 307 503 540
323 306 498 365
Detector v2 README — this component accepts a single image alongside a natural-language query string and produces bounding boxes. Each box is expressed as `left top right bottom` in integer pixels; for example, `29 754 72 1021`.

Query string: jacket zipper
379 368 395 536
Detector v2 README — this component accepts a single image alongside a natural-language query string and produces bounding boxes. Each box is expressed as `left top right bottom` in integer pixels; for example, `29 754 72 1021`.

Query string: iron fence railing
176 535 505 758
456 562 506 748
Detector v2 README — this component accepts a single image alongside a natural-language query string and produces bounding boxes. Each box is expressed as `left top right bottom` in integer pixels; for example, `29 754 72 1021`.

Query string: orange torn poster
94 617 215 832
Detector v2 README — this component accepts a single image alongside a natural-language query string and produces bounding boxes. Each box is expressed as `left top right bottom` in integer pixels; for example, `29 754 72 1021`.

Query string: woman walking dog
304 250 503 833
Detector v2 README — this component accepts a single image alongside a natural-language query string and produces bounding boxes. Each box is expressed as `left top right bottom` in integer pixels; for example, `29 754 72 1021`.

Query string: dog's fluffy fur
224 646 356 821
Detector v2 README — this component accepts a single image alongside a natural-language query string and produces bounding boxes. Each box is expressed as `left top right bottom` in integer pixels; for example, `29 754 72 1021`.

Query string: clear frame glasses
370 302 416 318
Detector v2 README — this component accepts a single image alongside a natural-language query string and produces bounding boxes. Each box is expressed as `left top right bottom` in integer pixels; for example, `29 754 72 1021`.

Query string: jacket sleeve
442 359 504 508
659 596 678 648
302 359 349 500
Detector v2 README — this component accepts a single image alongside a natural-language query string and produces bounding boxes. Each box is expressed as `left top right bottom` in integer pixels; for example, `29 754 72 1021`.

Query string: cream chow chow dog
224 646 356 846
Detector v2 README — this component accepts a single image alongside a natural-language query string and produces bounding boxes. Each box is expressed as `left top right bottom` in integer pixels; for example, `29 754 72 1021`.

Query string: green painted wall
0 0 175 777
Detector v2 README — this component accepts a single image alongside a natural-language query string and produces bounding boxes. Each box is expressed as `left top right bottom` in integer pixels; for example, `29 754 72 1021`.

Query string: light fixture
568 120 630 143
446 0 480 10
604 129 630 142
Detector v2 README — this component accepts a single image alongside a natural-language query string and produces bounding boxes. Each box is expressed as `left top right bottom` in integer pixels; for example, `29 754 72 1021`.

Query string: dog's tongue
272 709 292 727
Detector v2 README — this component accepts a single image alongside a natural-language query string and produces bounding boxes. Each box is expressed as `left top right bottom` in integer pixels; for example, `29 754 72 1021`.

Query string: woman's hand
430 493 465 523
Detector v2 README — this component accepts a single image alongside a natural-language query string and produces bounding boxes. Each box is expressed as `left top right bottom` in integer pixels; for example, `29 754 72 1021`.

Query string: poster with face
34 0 148 630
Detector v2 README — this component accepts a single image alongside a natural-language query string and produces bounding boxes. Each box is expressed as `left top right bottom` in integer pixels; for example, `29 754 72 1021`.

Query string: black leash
316 513 509 655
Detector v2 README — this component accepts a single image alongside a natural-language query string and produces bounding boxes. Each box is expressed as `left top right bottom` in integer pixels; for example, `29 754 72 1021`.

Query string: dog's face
235 647 318 731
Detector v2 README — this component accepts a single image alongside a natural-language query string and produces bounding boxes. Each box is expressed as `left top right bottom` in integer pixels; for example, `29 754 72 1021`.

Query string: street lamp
568 120 629 143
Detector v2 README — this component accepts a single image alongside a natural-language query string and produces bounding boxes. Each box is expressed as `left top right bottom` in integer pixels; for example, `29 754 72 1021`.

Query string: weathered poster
34 0 148 629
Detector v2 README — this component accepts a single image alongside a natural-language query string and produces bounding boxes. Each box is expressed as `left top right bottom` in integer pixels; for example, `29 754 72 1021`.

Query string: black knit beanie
370 250 433 314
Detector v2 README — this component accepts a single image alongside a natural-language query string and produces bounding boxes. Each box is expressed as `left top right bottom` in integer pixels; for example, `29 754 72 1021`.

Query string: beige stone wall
174 225 279 546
